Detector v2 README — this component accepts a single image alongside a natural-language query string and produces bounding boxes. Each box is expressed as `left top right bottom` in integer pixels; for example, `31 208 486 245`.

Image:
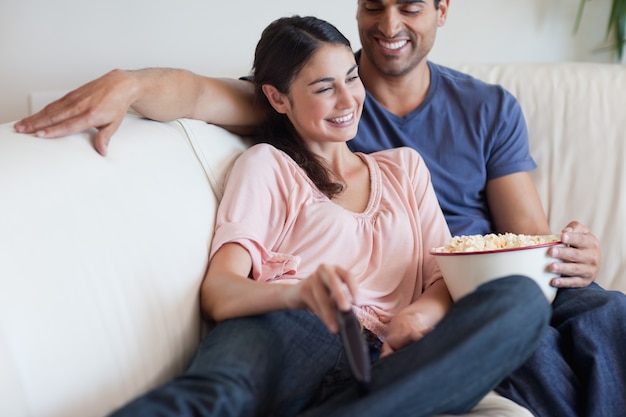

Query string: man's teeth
330 113 354 123
380 39 407 50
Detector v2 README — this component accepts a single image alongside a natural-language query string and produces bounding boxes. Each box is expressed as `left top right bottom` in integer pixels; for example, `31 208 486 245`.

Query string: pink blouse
210 144 451 340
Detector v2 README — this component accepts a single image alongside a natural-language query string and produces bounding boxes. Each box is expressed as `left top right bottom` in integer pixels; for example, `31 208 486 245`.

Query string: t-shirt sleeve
209 144 300 281
486 88 537 180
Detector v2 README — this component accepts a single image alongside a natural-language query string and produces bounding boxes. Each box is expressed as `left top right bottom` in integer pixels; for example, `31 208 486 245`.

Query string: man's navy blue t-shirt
349 61 536 236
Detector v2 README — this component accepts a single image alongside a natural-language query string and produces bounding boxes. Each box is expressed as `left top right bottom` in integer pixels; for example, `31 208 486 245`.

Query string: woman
204 14 452 360
109 16 549 417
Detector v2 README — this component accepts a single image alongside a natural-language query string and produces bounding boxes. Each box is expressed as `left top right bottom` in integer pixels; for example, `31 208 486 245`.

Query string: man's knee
553 282 626 324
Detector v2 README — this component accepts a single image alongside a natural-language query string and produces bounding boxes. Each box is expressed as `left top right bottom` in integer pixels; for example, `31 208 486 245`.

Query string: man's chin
361 45 421 78
375 53 425 78
374 62 415 78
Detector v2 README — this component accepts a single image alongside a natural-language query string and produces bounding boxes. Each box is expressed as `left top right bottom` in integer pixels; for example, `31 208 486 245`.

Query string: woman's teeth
330 113 354 124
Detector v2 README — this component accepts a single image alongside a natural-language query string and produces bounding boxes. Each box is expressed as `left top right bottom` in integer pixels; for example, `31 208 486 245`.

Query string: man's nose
378 8 402 38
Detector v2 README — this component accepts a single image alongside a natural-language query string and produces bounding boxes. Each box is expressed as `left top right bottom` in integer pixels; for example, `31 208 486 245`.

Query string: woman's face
269 44 366 147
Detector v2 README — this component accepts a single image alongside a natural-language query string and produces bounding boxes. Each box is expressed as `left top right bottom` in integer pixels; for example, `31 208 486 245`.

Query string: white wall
0 0 617 123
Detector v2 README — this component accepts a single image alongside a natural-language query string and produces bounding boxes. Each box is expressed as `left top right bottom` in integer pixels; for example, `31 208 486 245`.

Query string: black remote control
336 308 371 393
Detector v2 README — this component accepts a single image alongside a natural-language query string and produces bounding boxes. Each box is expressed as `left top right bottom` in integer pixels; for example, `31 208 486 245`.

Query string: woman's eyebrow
308 65 359 86
308 77 335 86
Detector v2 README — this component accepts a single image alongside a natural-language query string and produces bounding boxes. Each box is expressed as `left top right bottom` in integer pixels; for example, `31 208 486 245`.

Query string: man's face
356 0 448 78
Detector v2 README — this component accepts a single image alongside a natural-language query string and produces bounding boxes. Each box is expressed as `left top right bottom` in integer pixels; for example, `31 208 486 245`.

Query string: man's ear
262 84 289 114
438 0 450 26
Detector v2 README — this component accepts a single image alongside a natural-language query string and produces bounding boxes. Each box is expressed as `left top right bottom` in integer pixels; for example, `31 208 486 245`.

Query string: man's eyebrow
308 65 359 86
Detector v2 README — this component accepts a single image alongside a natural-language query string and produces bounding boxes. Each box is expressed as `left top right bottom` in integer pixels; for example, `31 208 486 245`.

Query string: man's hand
14 69 136 156
549 221 601 288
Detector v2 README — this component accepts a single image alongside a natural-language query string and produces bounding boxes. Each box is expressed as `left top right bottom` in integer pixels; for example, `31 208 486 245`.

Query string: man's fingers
31 112 98 139
551 276 590 289
16 94 84 134
94 129 113 157
562 220 590 235
94 119 124 156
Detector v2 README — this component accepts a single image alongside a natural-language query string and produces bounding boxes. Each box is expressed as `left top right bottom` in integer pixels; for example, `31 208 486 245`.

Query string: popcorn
433 233 560 253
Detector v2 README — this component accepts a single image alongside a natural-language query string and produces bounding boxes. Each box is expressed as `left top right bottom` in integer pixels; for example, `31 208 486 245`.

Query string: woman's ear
262 84 289 114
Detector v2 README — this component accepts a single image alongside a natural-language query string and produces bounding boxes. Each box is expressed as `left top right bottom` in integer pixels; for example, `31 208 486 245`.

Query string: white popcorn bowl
430 241 564 303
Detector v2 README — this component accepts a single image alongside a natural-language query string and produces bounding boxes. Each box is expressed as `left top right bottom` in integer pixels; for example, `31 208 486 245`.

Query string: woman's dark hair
252 16 352 199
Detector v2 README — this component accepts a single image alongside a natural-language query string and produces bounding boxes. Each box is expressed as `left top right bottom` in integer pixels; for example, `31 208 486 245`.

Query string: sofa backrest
451 63 626 292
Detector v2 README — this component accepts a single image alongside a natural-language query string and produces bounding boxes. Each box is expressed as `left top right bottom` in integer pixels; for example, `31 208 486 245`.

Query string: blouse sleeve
209 144 300 281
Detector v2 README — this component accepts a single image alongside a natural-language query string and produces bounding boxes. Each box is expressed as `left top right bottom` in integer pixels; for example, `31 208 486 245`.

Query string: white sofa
1 62 624 417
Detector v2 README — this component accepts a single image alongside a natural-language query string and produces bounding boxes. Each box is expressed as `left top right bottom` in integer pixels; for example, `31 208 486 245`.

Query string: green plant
575 0 626 60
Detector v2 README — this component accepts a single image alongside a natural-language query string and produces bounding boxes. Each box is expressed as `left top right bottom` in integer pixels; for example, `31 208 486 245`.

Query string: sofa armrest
0 115 220 416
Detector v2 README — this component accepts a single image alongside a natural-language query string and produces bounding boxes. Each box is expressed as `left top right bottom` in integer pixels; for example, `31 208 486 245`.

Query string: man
14 1 626 416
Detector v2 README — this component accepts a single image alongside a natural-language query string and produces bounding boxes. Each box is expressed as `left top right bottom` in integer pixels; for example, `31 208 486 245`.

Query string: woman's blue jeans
109 275 550 417
496 282 626 417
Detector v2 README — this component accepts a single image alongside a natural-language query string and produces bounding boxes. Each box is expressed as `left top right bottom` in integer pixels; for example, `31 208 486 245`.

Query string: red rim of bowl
430 240 563 256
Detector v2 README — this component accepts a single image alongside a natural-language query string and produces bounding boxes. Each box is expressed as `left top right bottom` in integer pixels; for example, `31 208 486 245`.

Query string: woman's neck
312 144 371 213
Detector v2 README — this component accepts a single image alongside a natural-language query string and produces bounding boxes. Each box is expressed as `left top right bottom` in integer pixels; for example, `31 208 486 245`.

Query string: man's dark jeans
497 282 626 417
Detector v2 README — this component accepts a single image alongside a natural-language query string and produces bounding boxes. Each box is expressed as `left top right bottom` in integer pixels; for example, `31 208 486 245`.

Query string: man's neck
358 54 431 117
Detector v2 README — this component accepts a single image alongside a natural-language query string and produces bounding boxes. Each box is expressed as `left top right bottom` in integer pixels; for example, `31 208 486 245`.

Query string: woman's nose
336 86 354 108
